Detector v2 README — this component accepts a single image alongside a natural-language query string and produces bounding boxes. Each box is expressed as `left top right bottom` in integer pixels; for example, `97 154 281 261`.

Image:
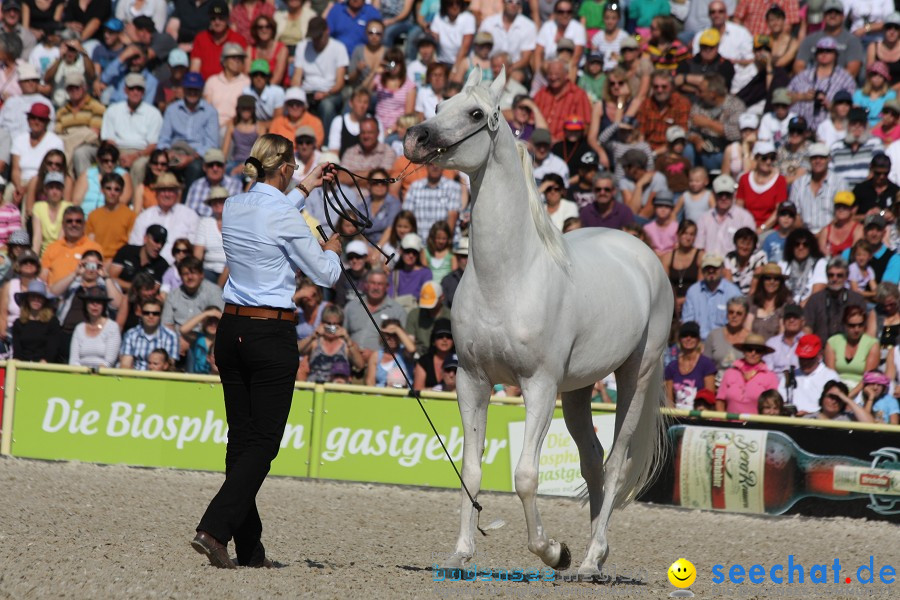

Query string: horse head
403 66 507 172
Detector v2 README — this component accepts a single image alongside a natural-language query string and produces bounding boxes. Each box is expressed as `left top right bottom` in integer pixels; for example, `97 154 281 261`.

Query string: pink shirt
203 72 252 127
643 219 678 254
716 358 778 414
0 204 22 248
373 77 415 133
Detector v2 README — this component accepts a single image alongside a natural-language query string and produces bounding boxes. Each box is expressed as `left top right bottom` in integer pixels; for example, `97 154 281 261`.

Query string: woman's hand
301 163 336 192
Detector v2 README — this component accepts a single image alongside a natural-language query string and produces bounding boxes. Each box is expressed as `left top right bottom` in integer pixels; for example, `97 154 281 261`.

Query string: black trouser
197 312 298 564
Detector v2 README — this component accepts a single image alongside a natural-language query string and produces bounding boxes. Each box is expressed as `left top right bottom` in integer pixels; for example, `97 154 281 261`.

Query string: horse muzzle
404 124 442 163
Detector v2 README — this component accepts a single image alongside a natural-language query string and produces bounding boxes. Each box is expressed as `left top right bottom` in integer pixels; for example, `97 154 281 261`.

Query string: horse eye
470 109 484 120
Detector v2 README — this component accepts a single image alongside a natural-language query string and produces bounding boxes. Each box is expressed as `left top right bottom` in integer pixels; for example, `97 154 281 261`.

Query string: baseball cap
345 240 368 258
783 304 803 319
586 51 604 64
16 62 39 81
883 99 900 115
249 59 271 75
796 334 822 359
863 371 891 386
432 317 452 337
848 106 869 123
473 31 493 45
330 361 351 378
44 171 65 186
285 87 308 104
557 38 575 52
771 88 791 106
738 113 760 130
103 18 123 32
65 72 86 87
788 116 808 132
752 140 776 156
777 201 798 216
182 72 205 89
666 125 686 142
146 224 168 244
26 103 51 120
443 353 459 371
204 148 226 164
699 28 721 47
579 151 598 168
531 129 551 146
815 37 838 51
563 115 585 131
872 153 892 170
833 190 854 206
295 125 316 140
620 36 639 50
701 254 724 269
15 249 40 267
833 89 853 104
124 73 146 89
712 174 736 194
400 232 423 252
453 237 469 256
221 43 246 59
205 186 229 203
419 280 443 309
2 0 22 11
822 0 843 13
209 1 229 17
808 142 830 157
168 49 189 68
864 214 887 229
886 12 900 27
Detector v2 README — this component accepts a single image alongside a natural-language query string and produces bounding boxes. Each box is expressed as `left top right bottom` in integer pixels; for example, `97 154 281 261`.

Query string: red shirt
534 81 592 143
190 30 248 81
733 0 800 35
736 172 788 227
639 92 691 150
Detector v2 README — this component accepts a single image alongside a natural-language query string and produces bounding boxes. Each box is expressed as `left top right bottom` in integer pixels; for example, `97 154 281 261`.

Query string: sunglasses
206 162 224 168
99 157 116 164
827 272 846 279
555 8 573 14
709 8 726 14
609 80 624 86
846 321 865 328
152 161 168 167
142 310 162 316
65 218 83 224
594 186 613 192
46 161 64 168
296 138 315 145
759 153 777 161
435 333 453 340
255 23 272 30
173 248 190 255
727 309 746 316
760 275 780 282
546 186 561 192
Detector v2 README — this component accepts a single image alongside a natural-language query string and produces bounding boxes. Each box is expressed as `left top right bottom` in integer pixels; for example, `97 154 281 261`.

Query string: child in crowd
329 361 352 384
654 125 692 197
181 307 221 374
758 389 788 416
848 240 877 301
578 53 606 102
423 220 454 283
860 371 900 424
147 348 174 372
433 353 458 392
757 88 796 148
643 192 678 256
680 167 714 224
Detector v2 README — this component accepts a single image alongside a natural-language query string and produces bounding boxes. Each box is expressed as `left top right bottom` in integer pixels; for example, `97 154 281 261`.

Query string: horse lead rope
315 162 489 535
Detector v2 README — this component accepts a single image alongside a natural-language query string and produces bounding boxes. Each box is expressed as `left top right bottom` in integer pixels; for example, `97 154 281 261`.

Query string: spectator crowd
0 0 898 421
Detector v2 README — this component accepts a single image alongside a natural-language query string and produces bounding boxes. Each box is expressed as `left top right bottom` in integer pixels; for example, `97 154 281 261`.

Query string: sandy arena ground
0 456 897 600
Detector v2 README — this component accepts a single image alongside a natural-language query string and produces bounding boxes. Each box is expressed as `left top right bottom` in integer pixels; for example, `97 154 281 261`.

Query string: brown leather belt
224 303 298 323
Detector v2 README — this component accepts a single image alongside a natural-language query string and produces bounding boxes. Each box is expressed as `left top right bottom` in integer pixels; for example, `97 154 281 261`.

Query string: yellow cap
834 191 855 206
699 28 721 47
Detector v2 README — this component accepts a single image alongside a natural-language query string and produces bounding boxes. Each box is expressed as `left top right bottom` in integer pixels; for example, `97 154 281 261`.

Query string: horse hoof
554 542 572 571
441 553 469 570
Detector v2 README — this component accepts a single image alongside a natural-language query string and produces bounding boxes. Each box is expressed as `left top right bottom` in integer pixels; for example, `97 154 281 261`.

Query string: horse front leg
515 378 570 570
443 367 491 569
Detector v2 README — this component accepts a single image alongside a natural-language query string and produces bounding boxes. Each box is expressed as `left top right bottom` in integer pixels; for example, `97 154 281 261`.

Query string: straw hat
757 263 785 279
151 172 183 190
733 334 775 355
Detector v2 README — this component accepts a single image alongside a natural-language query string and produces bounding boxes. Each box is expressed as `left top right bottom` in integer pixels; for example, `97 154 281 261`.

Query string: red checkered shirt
534 81 593 143
638 92 692 151
734 0 800 36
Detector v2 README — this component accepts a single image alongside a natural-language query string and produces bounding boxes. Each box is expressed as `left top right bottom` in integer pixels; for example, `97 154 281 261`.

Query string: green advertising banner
315 392 558 492
10 370 313 477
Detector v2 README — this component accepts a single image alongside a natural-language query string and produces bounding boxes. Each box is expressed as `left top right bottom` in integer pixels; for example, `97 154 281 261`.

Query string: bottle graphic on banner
670 425 900 516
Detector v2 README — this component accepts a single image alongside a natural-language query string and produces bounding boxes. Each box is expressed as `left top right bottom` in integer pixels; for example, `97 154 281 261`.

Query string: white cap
400 232 423 252
712 174 737 194
808 142 830 158
752 140 776 156
284 87 307 104
738 112 760 130
345 240 368 257
16 62 39 81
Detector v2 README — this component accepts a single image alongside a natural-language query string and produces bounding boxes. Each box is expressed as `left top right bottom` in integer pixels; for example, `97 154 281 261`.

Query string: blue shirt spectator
158 97 220 157
682 260 743 340
119 313 180 370
101 58 159 104
326 0 382 56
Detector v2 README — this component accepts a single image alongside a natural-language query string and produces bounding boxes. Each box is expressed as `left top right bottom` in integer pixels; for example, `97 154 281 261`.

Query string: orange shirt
41 236 104 285
86 204 136 261
269 112 325 148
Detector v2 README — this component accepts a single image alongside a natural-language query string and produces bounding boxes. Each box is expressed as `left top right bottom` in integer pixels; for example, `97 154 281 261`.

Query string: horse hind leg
582 351 664 571
561 385 605 577
515 377 569 569
443 367 492 569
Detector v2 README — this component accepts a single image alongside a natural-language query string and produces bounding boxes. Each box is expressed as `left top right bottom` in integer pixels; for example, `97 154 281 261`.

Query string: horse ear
463 66 482 91
489 66 506 103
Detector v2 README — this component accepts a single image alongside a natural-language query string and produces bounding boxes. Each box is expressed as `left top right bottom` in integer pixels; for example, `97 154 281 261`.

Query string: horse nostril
414 126 430 145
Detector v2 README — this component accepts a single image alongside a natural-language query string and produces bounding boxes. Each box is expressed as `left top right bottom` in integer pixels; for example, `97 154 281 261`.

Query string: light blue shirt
840 244 900 286
222 182 341 309
158 99 220 157
682 278 743 340
101 60 159 105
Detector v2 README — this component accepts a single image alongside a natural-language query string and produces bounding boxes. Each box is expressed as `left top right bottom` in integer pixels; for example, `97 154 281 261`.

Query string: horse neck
468 126 543 283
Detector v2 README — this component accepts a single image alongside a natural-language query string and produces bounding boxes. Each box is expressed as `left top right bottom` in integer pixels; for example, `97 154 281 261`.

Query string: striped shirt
184 175 243 218
119 324 179 370
789 171 849 234
0 205 22 248
829 137 884 188
403 177 463 238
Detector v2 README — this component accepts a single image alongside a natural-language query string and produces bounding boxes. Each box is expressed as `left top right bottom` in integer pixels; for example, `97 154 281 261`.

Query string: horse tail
613 357 670 510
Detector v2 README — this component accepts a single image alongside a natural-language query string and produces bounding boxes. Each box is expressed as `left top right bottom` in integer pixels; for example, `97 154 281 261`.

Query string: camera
84 263 99 271
813 90 826 114
324 324 339 334
384 60 397 70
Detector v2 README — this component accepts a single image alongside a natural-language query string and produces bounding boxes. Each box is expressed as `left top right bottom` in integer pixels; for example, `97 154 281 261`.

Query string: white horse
403 68 672 577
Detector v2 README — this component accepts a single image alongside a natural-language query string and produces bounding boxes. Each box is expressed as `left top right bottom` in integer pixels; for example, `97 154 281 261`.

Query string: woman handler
192 134 342 568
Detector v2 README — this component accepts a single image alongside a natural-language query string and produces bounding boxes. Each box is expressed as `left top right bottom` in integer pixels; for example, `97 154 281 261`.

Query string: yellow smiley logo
668 558 697 588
